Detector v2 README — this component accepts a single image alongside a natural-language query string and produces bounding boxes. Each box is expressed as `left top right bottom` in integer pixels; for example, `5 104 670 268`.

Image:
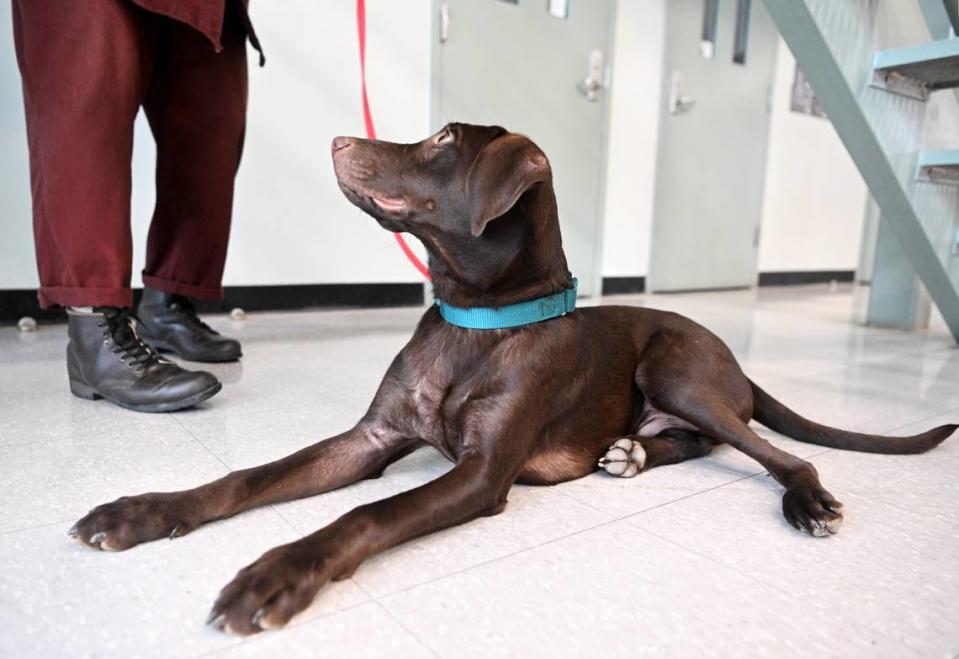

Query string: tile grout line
169 415 306 539
0 516 77 537
189 521 431 656
369 446 839 604
369 470 768 604
624 518 930 654
610 446 953 654
369 598 441 659
170 414 233 473
556 445 834 519
191 599 375 658
883 404 959 434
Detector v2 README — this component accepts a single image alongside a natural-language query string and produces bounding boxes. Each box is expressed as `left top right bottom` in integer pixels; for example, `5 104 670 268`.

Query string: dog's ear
466 134 549 237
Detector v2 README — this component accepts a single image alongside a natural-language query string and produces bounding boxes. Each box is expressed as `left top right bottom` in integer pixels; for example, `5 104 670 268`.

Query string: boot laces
98 309 161 370
168 295 219 336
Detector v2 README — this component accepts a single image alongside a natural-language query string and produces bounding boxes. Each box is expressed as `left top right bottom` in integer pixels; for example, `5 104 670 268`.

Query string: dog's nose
331 136 354 154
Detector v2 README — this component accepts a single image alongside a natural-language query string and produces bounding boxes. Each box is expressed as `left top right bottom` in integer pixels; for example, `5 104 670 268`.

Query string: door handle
576 50 605 102
669 69 696 115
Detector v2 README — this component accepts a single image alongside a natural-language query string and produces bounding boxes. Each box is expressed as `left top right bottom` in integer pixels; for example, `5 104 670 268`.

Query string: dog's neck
428 185 573 309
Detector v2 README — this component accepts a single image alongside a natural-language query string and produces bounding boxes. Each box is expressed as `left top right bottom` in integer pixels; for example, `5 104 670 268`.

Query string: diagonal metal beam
918 0 956 40
761 0 959 341
946 0 959 36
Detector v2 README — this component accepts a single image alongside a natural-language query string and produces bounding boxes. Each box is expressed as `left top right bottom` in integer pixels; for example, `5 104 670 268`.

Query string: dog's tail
749 379 957 454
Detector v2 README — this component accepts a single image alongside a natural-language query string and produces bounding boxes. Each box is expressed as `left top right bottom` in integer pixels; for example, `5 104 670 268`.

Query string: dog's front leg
209 449 522 635
70 423 420 552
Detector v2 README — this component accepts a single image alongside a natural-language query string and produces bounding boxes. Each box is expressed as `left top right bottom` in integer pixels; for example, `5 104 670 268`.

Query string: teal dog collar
435 278 578 330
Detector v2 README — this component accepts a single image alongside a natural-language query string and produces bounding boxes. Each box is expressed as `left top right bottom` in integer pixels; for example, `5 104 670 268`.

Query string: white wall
227 0 431 285
757 39 868 273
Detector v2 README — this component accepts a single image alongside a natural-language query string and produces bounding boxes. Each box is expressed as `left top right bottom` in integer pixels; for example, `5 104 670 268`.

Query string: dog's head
331 124 570 305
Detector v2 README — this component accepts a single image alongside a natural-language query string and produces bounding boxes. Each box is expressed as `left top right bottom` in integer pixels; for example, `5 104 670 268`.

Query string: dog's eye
436 128 453 144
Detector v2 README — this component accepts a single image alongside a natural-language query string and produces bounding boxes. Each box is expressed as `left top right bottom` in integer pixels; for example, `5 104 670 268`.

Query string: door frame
429 0 617 298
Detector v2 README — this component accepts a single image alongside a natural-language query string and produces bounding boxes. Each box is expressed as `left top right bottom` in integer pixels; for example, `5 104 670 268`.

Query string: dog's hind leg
647 388 844 537
599 430 716 477
634 328 843 536
689 406 843 536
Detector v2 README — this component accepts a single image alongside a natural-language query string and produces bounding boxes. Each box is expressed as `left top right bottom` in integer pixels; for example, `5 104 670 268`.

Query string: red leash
356 0 431 281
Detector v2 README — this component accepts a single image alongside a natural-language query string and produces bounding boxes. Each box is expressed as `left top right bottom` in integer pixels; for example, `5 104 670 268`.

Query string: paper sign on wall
548 0 569 19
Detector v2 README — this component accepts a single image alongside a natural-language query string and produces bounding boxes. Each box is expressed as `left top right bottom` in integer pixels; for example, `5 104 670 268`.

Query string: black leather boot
136 288 242 362
67 307 222 413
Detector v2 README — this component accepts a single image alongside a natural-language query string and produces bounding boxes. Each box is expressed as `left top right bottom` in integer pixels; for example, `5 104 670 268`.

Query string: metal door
432 0 617 296
647 0 779 291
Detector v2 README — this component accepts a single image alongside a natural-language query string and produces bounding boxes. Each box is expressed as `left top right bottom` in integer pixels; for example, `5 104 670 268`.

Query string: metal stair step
917 149 959 184
872 38 959 99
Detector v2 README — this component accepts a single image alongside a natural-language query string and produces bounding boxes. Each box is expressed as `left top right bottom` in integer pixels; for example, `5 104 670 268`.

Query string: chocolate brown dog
69 124 957 635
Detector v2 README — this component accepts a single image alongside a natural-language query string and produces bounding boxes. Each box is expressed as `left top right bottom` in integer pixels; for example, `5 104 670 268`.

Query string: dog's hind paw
782 485 844 537
598 438 646 478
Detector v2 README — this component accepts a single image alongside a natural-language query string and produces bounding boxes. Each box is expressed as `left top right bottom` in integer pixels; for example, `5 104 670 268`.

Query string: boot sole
140 336 242 363
69 380 223 413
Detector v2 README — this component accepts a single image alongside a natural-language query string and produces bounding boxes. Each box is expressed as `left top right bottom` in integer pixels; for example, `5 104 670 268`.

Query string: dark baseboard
602 272 854 295
601 276 646 295
0 283 424 325
0 290 68 324
757 270 855 287
0 272 857 324
191 283 424 314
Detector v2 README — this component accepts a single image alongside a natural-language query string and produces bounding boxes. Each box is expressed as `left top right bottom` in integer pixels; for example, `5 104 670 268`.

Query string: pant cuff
142 273 224 301
37 285 133 310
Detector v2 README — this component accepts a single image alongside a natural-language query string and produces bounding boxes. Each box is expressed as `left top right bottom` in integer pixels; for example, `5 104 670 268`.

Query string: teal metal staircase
761 0 959 342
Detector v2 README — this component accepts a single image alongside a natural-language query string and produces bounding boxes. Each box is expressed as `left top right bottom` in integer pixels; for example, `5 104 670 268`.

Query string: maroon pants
12 0 249 309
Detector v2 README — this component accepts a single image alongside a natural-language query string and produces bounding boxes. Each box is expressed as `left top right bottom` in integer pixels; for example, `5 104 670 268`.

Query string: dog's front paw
69 492 200 551
208 542 343 635
782 485 844 537
598 438 646 478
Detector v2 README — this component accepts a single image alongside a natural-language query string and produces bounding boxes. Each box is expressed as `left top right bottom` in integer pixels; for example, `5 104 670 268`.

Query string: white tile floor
1 284 958 658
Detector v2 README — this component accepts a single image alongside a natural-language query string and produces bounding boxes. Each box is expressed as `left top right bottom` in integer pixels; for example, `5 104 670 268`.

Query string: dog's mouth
338 182 410 234
339 180 408 215
371 196 408 213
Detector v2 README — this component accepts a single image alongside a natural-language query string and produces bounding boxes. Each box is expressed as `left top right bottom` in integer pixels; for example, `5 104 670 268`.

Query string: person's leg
141 2 249 301
12 0 223 411
11 0 148 309
135 2 248 363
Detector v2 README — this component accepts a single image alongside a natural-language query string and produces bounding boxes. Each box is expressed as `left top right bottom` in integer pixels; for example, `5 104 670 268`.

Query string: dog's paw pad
598 438 645 478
